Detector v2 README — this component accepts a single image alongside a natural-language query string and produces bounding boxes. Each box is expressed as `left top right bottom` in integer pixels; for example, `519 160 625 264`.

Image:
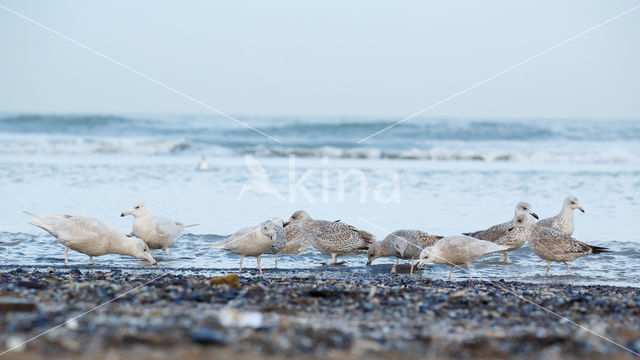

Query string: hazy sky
1 1 639 119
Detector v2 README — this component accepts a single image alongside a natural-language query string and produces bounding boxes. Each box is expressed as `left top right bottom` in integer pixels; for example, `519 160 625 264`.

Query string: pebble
0 267 638 359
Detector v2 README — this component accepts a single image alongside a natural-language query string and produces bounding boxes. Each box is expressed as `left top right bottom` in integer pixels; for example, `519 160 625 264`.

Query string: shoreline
1 267 639 359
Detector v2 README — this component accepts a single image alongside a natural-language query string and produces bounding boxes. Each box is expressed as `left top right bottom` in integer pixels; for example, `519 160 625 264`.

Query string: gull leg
466 263 472 279
89 256 95 265
275 254 279 269
448 266 454 280
257 255 262 274
409 258 414 276
65 247 68 265
503 253 508 263
391 258 398 274
545 261 551 276
239 256 244 272
331 253 337 265
564 262 573 276
163 248 170 259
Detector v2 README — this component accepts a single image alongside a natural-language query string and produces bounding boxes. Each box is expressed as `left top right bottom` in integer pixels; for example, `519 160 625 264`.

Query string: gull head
366 242 383 265
284 210 311 227
130 238 156 265
417 247 435 269
260 221 279 241
515 201 538 219
507 213 536 232
121 202 150 218
270 217 285 228
564 196 585 213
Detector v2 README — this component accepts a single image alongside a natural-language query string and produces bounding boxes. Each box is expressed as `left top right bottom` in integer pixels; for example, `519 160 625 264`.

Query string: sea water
0 114 638 286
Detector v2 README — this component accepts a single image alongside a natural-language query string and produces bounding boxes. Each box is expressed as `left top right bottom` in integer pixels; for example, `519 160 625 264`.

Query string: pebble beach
1 265 639 360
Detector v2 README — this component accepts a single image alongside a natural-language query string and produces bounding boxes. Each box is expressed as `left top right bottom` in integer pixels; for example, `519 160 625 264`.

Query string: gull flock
25 196 609 279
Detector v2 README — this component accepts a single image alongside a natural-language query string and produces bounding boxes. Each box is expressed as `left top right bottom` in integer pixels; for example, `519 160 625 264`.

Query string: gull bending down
417 235 507 280
366 229 443 275
121 202 197 258
212 217 286 273
25 211 156 265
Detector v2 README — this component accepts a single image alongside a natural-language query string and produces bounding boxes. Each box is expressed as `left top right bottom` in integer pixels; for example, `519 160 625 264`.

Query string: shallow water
0 115 639 286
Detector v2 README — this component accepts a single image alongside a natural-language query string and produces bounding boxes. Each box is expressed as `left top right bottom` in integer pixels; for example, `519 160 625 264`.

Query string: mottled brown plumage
517 214 609 275
367 229 443 275
284 210 374 264
464 202 538 242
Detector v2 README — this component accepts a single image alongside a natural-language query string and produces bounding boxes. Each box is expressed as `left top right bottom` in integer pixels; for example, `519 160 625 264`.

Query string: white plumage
25 211 156 265
121 202 196 258
417 235 508 280
212 217 286 273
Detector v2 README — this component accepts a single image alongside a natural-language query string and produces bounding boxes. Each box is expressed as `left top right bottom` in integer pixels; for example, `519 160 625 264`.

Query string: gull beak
366 259 372 266
121 211 129 217
144 253 157 265
507 227 514 232
578 207 585 213
417 258 427 269
530 212 539 220
283 221 289 227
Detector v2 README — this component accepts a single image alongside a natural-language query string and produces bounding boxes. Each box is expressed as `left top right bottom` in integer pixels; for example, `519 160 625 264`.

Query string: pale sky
1 1 639 119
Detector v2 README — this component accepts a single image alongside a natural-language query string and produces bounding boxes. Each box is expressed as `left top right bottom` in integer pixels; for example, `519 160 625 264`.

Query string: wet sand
1 266 639 359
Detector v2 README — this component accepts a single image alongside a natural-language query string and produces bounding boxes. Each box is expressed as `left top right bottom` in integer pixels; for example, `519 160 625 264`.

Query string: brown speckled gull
367 229 443 275
284 210 374 265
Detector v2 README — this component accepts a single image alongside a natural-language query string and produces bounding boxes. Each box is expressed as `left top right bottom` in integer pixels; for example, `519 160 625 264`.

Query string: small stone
190 328 227 345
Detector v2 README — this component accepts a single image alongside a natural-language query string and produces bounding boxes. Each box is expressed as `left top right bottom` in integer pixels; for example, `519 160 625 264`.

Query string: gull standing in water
366 230 443 275
511 212 608 275
538 196 584 235
491 213 538 261
121 202 197 258
25 211 156 265
417 235 508 280
212 218 286 273
463 201 538 262
284 210 374 265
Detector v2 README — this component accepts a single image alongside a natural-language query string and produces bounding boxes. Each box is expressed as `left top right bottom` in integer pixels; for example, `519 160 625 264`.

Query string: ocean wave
0 135 636 163
0 136 204 156
2 113 640 142
247 145 637 163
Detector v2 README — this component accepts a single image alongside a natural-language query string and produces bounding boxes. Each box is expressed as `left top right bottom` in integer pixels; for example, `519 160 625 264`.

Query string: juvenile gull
121 202 197 258
366 230 443 275
491 213 536 260
464 202 538 262
537 196 584 235
25 211 156 265
281 224 312 254
212 218 286 273
268 217 288 268
417 235 508 280
284 210 374 265
514 213 608 275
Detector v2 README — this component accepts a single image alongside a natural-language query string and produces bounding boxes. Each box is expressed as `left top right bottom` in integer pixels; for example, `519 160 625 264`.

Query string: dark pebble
190 328 227 345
